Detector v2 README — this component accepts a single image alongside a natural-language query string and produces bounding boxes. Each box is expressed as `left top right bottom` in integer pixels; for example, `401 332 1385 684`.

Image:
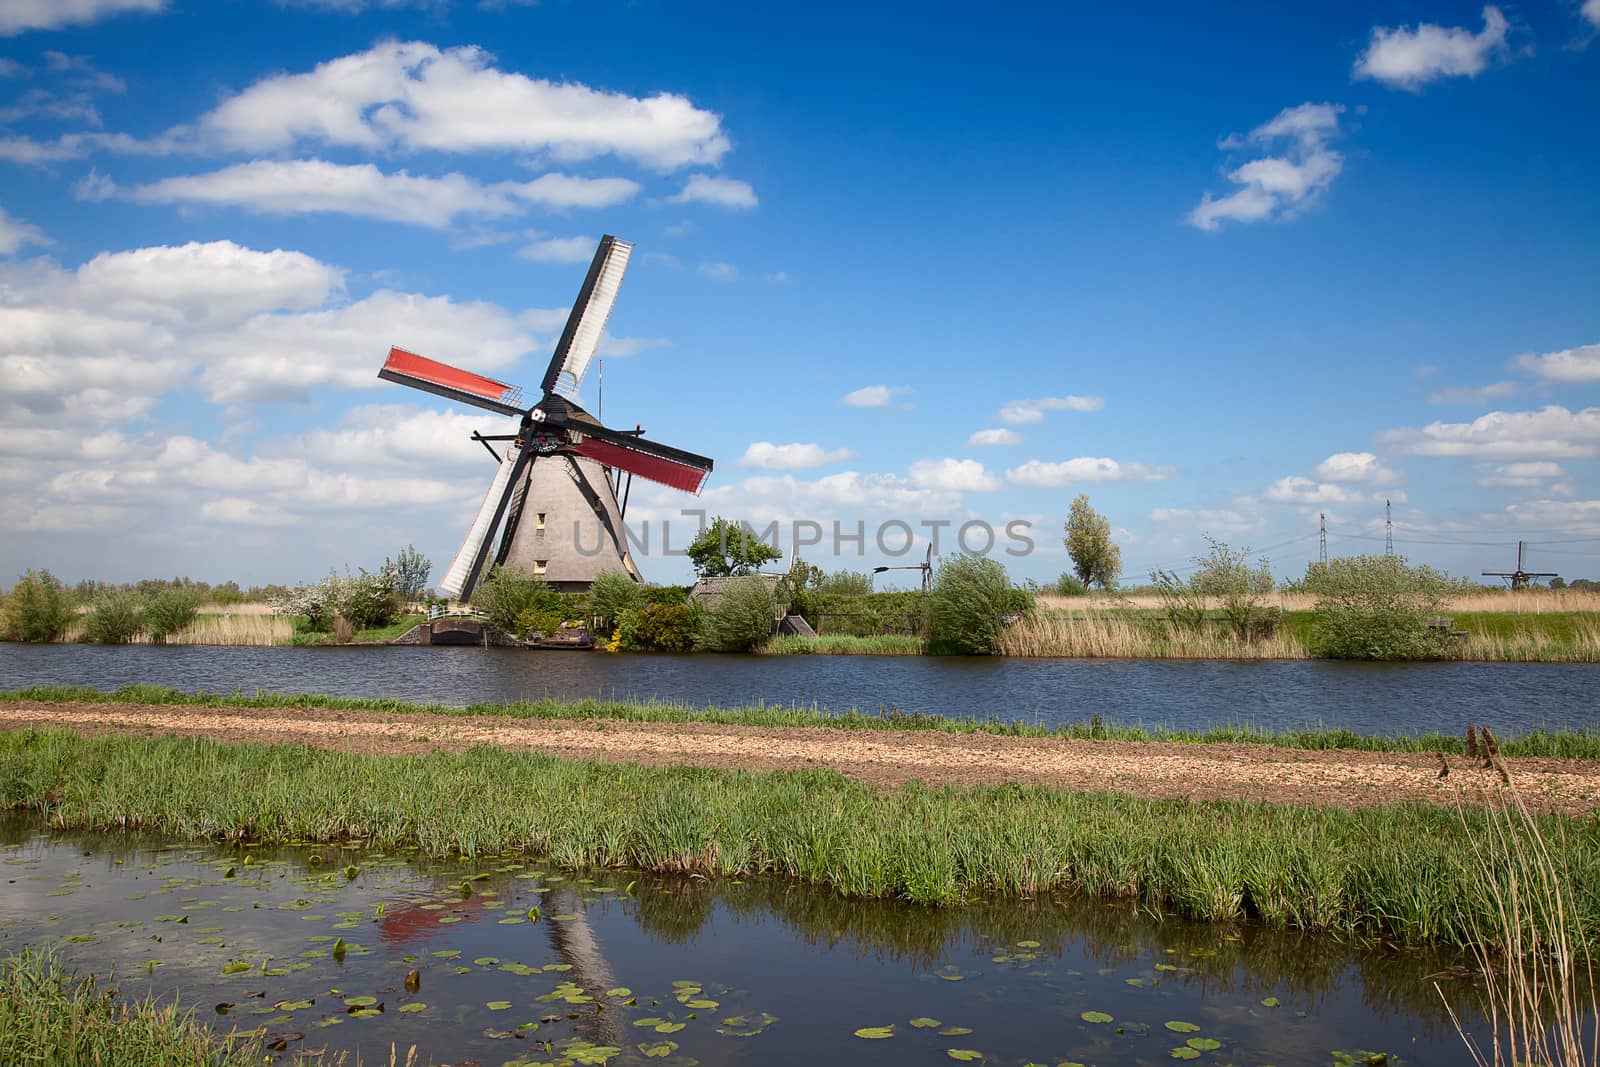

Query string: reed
1441 746 1599 1065
1040 589 1600 615
1 728 1596 947
996 609 1310 659
1460 617 1600 663
760 633 924 655
11 684 1600 758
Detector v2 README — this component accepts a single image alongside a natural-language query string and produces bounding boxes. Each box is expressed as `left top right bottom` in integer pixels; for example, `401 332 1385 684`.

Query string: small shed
687 573 785 615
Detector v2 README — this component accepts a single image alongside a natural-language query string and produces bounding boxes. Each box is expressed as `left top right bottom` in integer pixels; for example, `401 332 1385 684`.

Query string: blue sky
1 0 1597 588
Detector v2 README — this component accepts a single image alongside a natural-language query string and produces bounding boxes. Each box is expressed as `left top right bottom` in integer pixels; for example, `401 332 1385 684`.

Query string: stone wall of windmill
499 455 642 593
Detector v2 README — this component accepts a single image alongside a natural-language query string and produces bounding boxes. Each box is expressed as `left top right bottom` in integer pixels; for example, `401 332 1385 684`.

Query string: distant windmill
378 235 714 601
1482 541 1558 591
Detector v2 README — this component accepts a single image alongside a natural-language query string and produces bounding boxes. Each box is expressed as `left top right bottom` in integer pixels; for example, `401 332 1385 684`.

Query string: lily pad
654 1022 685 1034
1260 996 1281 1007
487 1000 513 1011
343 996 377 1008
939 1027 974 1036
638 1040 678 1058
1170 1049 1200 1060
1186 1038 1222 1051
948 1051 984 1062
398 1003 426 1013
1080 1011 1114 1024
1165 1021 1201 1033
910 1017 942 1029
854 1025 896 1039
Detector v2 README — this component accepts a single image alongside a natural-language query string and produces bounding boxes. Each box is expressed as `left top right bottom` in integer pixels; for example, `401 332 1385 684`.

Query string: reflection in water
1 817 1567 1065
3 641 1596 735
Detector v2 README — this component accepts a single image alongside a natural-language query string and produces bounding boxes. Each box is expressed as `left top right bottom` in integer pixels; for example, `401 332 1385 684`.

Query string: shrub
337 569 400 629
926 554 1033 655
472 566 563 635
620 602 698 652
1055 573 1088 597
514 605 570 639
83 593 142 644
144 589 201 643
1305 555 1458 660
697 576 777 652
1 570 74 643
642 584 691 607
588 570 644 632
1154 536 1278 640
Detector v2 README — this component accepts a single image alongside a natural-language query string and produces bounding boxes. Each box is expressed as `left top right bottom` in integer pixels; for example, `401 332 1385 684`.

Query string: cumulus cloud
1514 342 1600 384
1428 380 1519 405
966 428 1022 447
518 235 598 263
1584 0 1600 30
0 204 48 255
1004 458 1172 487
739 441 854 471
192 41 729 169
907 458 1000 492
73 240 344 325
100 160 638 229
1265 476 1368 506
1314 451 1402 485
1353 6 1511 91
697 261 738 281
995 395 1104 424
1498 498 1600 532
840 384 910 408
1188 102 1344 232
667 174 758 209
0 0 165 36
1379 406 1600 459
1148 507 1264 533
1479 461 1567 488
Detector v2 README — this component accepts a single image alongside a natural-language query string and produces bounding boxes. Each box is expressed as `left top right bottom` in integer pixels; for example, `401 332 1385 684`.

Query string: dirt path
2 700 1596 814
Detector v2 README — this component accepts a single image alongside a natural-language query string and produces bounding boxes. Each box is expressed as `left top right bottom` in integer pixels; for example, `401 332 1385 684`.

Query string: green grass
760 633 924 655
0 950 269 1066
9 684 1600 759
0 728 1595 950
289 614 427 646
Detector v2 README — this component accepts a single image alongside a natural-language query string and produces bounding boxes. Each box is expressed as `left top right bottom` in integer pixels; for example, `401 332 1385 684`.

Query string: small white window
533 560 548 576
535 512 546 532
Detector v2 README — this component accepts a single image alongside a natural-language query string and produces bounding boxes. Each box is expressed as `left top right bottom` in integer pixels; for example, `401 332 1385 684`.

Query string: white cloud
700 470 964 520
667 173 758 209
1148 507 1264 534
840 384 910 408
199 497 294 526
739 441 854 471
1428 380 1519 405
194 41 729 170
0 204 48 255
697 261 738 281
1314 451 1402 485
1004 458 1172 487
1353 6 1511 91
1379 406 1600 459
0 0 165 35
598 335 670 358
1514 342 1600 384
1479 461 1567 488
519 235 597 263
996 395 1104 424
1495 498 1600 534
1188 102 1344 232
1265 476 1367 506
73 240 344 325
106 160 637 229
1584 0 1600 30
286 404 498 472
966 428 1022 447
907 458 1000 492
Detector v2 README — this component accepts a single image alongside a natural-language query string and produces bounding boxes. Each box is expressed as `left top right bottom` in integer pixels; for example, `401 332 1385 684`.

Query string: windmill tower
378 235 714 600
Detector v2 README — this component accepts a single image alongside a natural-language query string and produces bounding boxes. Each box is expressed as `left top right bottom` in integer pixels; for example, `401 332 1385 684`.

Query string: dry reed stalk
1038 589 1600 615
1438 763 1598 1066
995 611 1309 659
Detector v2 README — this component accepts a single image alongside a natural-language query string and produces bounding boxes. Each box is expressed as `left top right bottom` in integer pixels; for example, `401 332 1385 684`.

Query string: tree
388 545 432 599
145 588 201 643
1189 536 1276 638
686 516 782 578
588 570 644 632
1064 494 1121 590
1304 555 1456 660
84 592 142 644
473 566 563 635
696 576 777 652
1 570 74 643
926 554 1033 655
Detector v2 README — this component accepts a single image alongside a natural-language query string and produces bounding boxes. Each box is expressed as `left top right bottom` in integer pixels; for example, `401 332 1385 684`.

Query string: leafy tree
388 545 432 598
145 588 201 643
587 570 644 632
926 554 1032 655
1064 494 1121 590
816 569 875 595
696 576 778 652
686 516 782 578
1188 536 1277 638
473 566 564 635
83 593 142 644
1055 573 1088 597
1 570 74 643
1305 555 1457 660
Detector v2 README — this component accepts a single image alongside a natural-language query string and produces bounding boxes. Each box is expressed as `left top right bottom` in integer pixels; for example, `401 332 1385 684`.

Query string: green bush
588 570 644 632
1305 555 1458 660
83 593 142 644
144 589 201 643
642 584 691 607
473 566 563 634
926 554 1032 655
1 570 74 643
697 577 777 652
1055 573 1088 597
620 603 698 652
792 589 926 636
337 569 400 629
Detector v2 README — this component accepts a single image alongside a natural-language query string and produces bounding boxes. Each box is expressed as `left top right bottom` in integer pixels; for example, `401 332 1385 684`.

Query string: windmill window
535 513 546 532
533 560 548 576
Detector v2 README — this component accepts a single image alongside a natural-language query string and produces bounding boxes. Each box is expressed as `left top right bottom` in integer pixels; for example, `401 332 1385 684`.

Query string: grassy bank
10 684 1600 758
760 633 923 655
0 727 1595 951
0 950 268 1066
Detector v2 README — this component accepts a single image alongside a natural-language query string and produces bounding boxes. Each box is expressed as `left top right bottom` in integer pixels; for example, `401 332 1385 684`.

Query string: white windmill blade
438 444 525 600
540 235 633 401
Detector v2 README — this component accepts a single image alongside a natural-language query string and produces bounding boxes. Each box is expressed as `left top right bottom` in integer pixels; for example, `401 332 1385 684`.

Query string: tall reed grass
1 728 1595 947
1462 617 1600 664
1042 589 1600 615
760 633 924 655
997 609 1310 659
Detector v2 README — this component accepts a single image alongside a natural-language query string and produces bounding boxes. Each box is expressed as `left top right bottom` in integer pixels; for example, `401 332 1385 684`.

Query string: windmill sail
380 347 524 417
571 423 713 494
438 443 531 600
541 236 632 401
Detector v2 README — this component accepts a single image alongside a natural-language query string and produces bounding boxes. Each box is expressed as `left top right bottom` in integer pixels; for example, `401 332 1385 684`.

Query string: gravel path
3 700 1596 814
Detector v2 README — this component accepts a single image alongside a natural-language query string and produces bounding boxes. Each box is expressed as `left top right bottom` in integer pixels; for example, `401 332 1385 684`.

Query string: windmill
378 235 713 601
1482 541 1558 591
